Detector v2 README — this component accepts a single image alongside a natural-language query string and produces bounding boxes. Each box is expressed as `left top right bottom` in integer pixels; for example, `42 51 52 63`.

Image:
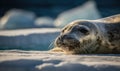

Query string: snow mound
55 1 101 28
35 17 55 28
0 9 36 30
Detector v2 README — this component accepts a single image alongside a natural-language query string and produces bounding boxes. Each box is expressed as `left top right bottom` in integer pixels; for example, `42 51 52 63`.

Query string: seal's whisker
48 40 55 50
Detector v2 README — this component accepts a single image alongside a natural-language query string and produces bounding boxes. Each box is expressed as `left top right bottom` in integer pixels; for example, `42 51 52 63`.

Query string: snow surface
0 50 120 71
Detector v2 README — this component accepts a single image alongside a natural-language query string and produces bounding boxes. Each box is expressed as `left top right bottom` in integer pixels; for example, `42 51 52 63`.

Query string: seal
52 14 120 54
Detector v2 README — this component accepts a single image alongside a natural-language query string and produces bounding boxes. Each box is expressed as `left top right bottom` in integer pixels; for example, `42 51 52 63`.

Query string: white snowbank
0 28 60 50
0 9 36 30
35 17 55 28
55 1 101 28
0 50 120 71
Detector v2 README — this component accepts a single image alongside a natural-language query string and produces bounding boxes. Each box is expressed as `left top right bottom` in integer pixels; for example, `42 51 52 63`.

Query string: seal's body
53 14 120 54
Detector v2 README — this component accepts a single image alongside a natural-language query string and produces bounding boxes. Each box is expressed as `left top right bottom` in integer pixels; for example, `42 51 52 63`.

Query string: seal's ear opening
99 14 120 23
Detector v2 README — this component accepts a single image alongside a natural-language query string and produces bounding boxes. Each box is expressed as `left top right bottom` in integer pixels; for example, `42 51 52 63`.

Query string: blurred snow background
0 0 102 50
0 28 60 50
55 1 101 27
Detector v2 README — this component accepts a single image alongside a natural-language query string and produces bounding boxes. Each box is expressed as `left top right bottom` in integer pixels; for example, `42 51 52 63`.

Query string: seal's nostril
66 36 74 40
58 37 61 40
56 36 63 43
63 35 67 39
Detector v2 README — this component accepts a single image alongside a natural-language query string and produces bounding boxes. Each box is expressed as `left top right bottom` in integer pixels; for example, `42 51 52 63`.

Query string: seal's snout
56 35 75 44
61 34 75 41
55 34 79 48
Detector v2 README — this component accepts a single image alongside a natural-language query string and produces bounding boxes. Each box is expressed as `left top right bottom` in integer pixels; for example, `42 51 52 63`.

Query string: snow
0 50 120 71
35 17 55 28
55 1 101 28
0 28 60 36
0 9 36 30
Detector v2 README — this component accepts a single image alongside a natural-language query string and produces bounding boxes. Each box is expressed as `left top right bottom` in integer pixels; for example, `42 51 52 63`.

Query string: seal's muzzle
55 34 80 50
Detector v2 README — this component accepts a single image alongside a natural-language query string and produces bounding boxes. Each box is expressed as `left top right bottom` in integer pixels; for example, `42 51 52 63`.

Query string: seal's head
54 20 100 54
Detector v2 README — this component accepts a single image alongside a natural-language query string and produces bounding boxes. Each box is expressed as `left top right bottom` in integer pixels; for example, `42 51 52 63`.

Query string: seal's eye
78 27 89 35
